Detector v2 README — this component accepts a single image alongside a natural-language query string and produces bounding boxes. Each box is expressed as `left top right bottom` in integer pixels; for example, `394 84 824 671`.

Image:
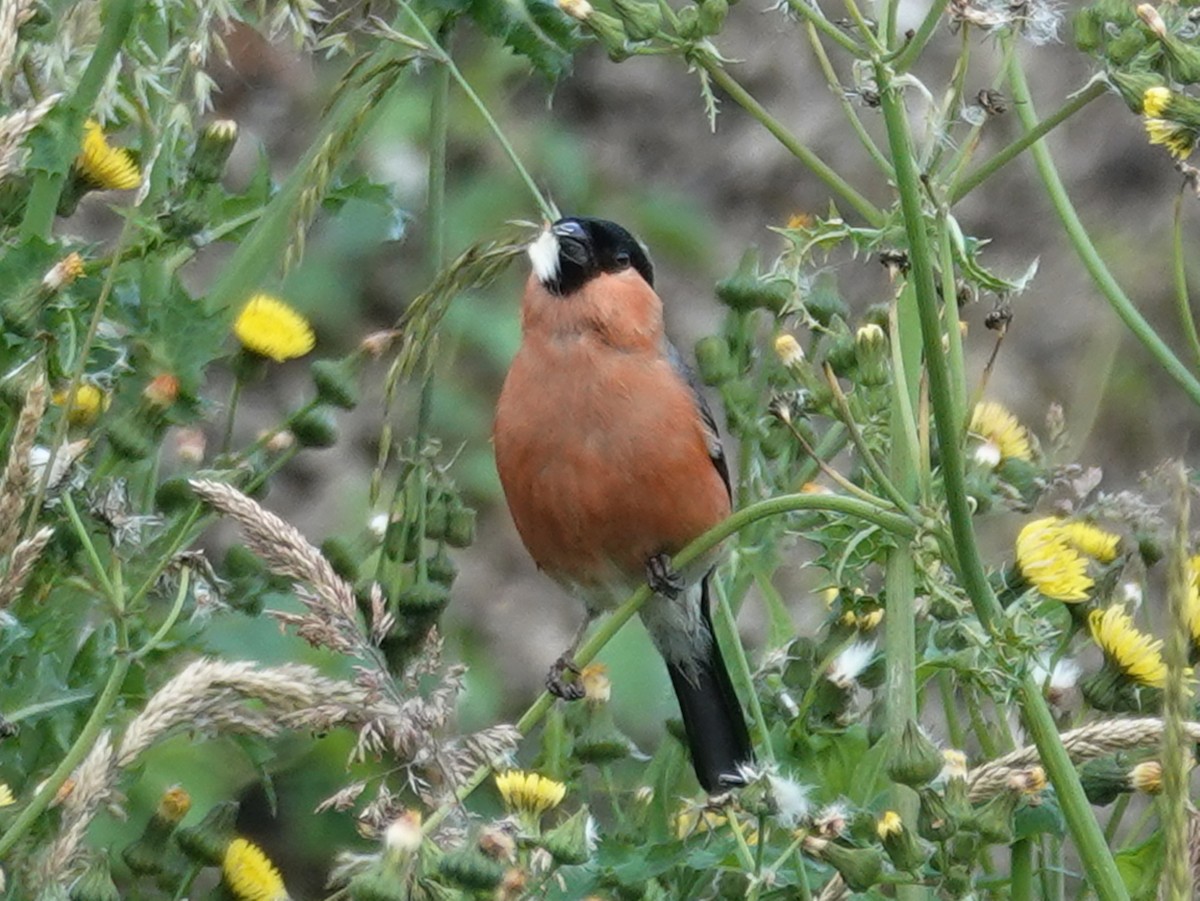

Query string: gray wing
666 339 732 500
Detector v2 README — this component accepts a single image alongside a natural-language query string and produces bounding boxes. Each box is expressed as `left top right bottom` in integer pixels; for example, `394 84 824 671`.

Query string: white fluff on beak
528 227 560 286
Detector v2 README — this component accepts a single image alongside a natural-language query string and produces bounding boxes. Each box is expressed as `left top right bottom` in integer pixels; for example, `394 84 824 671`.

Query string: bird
492 215 754 793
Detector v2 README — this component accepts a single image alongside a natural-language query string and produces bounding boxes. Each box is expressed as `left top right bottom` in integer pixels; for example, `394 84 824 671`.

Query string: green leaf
463 0 580 79
1114 830 1165 901
1013 793 1065 840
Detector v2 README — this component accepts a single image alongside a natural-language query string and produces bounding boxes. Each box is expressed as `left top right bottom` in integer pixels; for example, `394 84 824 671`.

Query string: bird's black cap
528 216 655 296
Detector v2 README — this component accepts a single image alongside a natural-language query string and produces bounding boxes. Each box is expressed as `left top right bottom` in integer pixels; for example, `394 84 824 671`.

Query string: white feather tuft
528 228 560 286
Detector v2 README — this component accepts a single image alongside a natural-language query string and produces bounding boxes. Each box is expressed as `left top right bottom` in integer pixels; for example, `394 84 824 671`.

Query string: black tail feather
665 578 754 793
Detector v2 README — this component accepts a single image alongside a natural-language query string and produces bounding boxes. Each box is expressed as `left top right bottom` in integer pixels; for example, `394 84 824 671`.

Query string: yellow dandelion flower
222 838 288 901
774 333 804 368
0 783 14 807
1187 555 1200 646
786 212 813 229
1143 86 1172 118
1057 521 1120 563
1016 517 1092 601
234 294 315 362
1015 517 1120 602
1089 606 1167 689
76 120 141 190
494 770 566 817
52 383 109 426
875 810 903 839
1144 117 1198 159
969 401 1032 465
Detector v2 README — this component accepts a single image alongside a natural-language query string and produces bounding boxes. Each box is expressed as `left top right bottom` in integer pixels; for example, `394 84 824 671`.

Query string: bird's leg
646 552 684 599
546 614 594 701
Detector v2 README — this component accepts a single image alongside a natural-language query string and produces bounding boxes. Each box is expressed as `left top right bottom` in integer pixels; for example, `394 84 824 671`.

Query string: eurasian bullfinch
492 216 754 793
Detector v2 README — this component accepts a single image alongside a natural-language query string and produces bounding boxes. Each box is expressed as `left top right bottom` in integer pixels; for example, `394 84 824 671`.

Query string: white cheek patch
528 229 560 286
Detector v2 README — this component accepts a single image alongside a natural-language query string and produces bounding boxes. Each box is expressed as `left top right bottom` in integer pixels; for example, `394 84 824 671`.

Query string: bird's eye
615 251 631 268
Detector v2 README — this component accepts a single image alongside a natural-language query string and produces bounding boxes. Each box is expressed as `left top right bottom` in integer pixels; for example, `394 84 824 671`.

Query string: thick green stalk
713 578 774 762
1162 466 1192 901
699 60 885 227
1011 839 1034 901
1006 51 1200 409
877 61 1129 901
0 623 130 857
1172 189 1200 369
422 490 917 833
948 81 1106 204
20 0 138 239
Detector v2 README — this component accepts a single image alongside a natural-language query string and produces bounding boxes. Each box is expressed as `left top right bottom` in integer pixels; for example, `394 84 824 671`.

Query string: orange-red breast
493 217 753 792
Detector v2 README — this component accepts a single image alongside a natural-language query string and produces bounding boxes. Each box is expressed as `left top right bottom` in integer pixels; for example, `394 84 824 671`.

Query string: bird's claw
546 654 587 701
646 553 684 599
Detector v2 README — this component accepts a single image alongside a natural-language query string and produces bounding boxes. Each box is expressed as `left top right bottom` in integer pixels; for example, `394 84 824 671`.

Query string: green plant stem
1162 465 1192 901
713 578 774 762
423 491 917 833
698 59 884 227
0 621 130 858
892 0 947 71
948 81 1106 204
61 491 118 606
1011 839 1034 901
805 23 895 180
936 219 967 428
877 59 1130 901
399 2 555 222
1172 188 1200 369
784 0 869 57
841 0 886 53
220 375 243 455
1006 49 1200 411
133 566 190 660
20 0 137 239
937 672 967 748
1103 793 1131 844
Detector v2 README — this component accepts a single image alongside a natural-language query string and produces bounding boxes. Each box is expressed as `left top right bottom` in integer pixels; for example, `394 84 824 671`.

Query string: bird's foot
646 553 684 599
546 654 587 701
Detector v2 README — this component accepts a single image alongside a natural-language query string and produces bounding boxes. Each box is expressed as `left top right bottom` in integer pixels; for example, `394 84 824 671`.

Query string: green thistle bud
887 720 943 788
321 536 360 583
820 331 857 378
940 864 972 896
917 787 957 841
697 0 728 34
155 476 196 514
541 806 592 865
445 506 476 548
805 838 884 892
876 811 927 872
176 801 240 866
122 787 191 875
105 415 155 460
969 789 1018 844
291 408 339 448
853 323 889 387
1108 69 1166 113
574 718 632 763
802 274 849 326
612 0 662 39
395 582 451 614
311 357 362 410
715 249 793 313
188 119 239 185
439 849 505 890
384 520 421 562
946 829 980 863
424 495 450 540
693 336 737 386
675 5 702 38
426 548 459 586
1072 7 1103 51
1140 4 1200 84
70 857 121 901
1079 756 1131 806
1105 26 1148 65
349 863 408 901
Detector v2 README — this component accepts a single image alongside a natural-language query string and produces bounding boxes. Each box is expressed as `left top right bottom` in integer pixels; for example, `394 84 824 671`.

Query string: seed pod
106 415 155 460
887 720 943 788
917 787 957 841
541 806 592 865
291 408 339 448
426 548 459 587
439 849 505 890
395 582 451 614
188 119 239 185
697 0 728 34
445 506 476 548
693 336 737 386
311 357 361 410
321 536 360 583
176 801 240 866
69 857 120 901
612 0 662 39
